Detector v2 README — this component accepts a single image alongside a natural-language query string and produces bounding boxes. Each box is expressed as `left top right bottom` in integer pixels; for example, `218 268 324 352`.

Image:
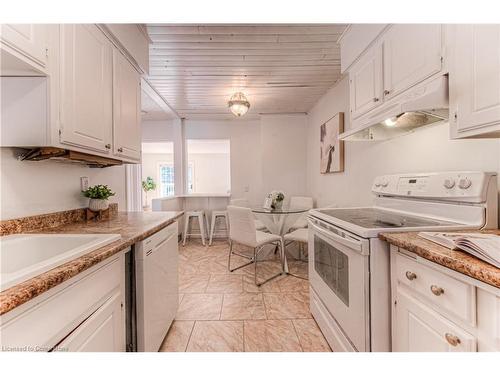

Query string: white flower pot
89 198 109 212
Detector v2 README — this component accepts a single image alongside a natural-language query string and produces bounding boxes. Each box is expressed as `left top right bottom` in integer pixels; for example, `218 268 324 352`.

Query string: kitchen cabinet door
383 24 443 100
349 45 383 120
450 25 500 138
0 24 48 68
59 24 113 154
56 291 124 352
393 288 476 352
113 49 141 162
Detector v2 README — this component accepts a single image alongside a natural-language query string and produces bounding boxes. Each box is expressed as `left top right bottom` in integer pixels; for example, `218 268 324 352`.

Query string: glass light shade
228 92 250 117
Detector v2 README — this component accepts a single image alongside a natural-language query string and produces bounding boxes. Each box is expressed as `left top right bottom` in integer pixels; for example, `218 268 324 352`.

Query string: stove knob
443 179 455 189
458 177 472 190
381 180 389 187
374 182 381 187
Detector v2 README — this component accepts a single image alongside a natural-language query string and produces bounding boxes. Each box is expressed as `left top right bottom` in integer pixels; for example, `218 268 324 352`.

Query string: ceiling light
228 92 250 117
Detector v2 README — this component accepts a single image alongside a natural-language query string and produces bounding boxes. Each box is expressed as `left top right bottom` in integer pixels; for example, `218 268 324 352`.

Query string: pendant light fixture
228 92 250 117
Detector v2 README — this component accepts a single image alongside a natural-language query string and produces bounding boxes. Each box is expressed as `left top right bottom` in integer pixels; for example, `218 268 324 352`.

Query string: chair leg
254 242 284 287
227 240 233 271
182 216 190 246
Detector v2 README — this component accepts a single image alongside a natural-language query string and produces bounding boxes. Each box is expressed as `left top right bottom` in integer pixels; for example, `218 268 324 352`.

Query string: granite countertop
379 229 500 288
0 211 183 316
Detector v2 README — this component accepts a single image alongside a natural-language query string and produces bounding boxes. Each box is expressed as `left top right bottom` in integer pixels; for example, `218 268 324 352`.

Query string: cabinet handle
105 144 111 149
118 147 123 153
405 271 417 281
445 333 461 347
373 97 380 102
430 285 444 296
384 89 391 96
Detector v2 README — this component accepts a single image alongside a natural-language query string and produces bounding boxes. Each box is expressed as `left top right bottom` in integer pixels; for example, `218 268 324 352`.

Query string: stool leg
209 214 216 246
182 216 190 246
199 214 206 246
205 213 210 243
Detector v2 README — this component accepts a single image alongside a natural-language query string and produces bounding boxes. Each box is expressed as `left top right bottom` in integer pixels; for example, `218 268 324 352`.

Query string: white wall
260 114 308 198
184 119 263 204
188 153 231 194
184 117 308 205
142 119 184 194
0 148 126 220
306 77 500 218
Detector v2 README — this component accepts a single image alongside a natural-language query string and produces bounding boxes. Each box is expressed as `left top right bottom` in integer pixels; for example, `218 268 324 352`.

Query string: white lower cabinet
0 253 126 352
56 290 123 352
393 287 476 352
391 246 500 352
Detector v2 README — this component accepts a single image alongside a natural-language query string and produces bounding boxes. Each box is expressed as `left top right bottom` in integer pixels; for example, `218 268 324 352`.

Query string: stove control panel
371 171 497 203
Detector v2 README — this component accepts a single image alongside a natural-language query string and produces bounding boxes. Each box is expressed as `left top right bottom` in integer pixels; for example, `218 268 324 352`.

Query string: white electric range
307 171 498 352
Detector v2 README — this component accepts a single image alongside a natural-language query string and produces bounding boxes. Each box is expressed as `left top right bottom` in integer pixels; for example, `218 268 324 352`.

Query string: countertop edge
379 232 500 289
0 211 184 316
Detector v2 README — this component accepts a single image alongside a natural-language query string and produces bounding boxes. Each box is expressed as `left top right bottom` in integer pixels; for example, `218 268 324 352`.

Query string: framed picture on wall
320 112 344 174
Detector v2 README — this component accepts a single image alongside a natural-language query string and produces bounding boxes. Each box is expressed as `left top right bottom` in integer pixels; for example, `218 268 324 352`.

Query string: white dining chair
227 205 284 286
289 196 314 230
229 198 266 231
283 227 309 280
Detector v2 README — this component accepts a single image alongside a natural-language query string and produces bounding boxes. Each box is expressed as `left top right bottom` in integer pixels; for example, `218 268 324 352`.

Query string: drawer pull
445 333 461 347
430 285 444 296
405 271 417 281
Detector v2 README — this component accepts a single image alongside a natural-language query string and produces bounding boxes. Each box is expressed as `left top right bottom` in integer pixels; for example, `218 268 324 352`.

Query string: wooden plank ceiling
146 24 347 120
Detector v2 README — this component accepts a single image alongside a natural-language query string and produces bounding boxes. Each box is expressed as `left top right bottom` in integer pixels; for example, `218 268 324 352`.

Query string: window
159 163 175 197
186 139 230 194
141 142 174 207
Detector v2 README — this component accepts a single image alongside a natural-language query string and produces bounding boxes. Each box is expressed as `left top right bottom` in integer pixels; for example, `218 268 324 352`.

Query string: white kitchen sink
0 233 121 292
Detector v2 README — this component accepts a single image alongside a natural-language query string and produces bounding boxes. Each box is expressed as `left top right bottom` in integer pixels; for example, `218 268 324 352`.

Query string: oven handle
309 220 369 255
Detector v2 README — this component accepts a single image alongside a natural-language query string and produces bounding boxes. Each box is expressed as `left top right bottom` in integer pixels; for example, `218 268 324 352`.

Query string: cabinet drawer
394 252 476 326
0 256 122 351
142 223 177 252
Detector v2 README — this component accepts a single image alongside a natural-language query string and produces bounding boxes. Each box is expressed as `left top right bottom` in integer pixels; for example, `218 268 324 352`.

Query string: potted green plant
82 184 115 212
142 177 157 209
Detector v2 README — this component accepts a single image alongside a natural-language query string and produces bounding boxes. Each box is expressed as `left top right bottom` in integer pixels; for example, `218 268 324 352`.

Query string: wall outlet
80 176 89 191
244 185 250 193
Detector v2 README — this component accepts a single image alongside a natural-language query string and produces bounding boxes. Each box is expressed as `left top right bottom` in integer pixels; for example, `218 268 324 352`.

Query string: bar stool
183 210 209 246
209 210 229 246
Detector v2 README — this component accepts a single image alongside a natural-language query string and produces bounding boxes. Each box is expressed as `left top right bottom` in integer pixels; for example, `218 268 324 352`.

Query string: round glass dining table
251 206 309 275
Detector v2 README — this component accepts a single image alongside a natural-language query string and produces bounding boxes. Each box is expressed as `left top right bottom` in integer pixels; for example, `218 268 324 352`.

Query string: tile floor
159 239 331 352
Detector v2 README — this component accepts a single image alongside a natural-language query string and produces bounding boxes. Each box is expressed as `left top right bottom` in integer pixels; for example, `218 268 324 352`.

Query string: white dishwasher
135 222 178 352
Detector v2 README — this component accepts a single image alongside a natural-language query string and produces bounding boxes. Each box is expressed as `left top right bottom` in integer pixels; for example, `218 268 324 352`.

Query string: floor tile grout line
291 319 305 352
184 321 197 352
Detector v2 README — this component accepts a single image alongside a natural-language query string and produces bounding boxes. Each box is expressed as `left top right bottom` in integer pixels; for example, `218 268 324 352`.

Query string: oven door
308 217 370 351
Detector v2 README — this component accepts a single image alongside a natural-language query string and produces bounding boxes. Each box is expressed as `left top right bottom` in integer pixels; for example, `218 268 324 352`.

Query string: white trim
125 164 142 212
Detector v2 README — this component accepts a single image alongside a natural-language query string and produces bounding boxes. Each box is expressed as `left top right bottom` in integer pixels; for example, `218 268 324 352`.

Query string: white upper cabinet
113 49 142 161
347 24 444 125
59 24 113 154
0 24 48 74
382 24 443 100
449 25 500 138
349 45 383 119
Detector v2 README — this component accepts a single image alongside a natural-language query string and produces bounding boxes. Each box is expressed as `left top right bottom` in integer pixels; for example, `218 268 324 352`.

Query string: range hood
340 75 449 141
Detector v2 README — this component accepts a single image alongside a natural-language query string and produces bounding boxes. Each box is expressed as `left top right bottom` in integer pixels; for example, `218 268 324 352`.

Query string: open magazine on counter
418 232 500 269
